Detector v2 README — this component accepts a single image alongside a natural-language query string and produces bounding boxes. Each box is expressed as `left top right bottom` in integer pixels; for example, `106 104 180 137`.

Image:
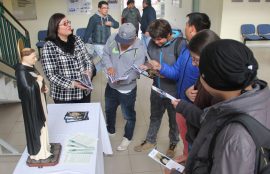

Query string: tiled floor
0 47 270 174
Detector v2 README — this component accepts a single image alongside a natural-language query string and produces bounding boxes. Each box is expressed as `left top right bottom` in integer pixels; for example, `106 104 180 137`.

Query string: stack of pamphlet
75 73 93 90
104 71 129 83
65 134 97 164
64 111 89 123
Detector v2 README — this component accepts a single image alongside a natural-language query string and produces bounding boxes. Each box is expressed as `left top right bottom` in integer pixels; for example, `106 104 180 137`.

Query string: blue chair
240 24 262 44
257 24 270 40
36 30 47 58
76 28 86 41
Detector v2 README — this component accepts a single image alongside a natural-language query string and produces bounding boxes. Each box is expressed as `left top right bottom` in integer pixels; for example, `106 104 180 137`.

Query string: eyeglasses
59 20 71 26
101 7 109 9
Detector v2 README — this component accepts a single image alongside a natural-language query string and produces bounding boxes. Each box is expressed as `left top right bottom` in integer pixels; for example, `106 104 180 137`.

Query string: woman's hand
83 70 92 78
73 81 88 90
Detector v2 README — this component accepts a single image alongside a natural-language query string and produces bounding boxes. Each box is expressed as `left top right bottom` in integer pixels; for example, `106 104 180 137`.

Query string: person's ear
190 25 197 38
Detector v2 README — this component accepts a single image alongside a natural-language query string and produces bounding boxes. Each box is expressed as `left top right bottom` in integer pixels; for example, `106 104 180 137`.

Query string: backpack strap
208 113 270 174
174 37 185 60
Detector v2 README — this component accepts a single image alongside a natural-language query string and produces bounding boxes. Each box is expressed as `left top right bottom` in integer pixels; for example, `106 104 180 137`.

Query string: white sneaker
116 137 131 151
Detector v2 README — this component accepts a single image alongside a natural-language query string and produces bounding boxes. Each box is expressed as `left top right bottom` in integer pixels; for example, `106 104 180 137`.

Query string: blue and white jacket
160 41 199 102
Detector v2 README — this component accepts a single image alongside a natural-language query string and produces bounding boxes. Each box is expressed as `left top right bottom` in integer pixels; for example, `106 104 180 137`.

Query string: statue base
26 143 61 168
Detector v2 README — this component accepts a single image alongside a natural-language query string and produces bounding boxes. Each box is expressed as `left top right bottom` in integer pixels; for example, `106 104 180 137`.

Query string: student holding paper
147 13 211 161
101 23 146 151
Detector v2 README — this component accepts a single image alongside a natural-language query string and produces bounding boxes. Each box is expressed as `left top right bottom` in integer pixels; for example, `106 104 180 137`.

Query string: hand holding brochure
151 86 177 100
132 64 164 79
104 71 129 83
148 149 185 173
75 73 93 90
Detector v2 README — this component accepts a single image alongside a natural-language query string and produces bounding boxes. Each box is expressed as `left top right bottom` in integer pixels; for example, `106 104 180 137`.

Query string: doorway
121 0 165 18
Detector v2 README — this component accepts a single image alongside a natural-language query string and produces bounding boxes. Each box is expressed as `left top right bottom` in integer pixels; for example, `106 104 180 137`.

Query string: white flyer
148 149 185 173
151 86 177 100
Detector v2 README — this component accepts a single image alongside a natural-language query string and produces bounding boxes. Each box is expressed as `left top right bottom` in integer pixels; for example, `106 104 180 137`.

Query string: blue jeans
146 90 179 144
105 84 137 140
141 33 151 49
93 44 104 72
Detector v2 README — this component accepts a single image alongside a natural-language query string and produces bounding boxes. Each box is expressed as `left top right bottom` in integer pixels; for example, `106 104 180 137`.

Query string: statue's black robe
15 63 46 155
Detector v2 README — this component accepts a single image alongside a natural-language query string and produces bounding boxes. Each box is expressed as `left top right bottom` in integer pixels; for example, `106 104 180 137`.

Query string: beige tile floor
0 47 270 174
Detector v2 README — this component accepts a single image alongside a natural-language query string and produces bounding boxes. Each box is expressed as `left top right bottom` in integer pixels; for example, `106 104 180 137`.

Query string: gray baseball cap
115 23 136 44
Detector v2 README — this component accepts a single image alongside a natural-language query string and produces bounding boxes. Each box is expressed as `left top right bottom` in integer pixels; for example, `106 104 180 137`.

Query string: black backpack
208 113 270 174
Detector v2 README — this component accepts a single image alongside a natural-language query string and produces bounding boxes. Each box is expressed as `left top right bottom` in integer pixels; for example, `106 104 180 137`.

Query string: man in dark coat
141 0 156 47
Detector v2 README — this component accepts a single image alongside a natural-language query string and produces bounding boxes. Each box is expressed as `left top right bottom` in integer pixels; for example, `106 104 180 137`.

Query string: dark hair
148 19 172 39
188 29 220 55
98 1 108 8
46 13 65 41
186 12 211 32
143 0 151 6
127 0 134 5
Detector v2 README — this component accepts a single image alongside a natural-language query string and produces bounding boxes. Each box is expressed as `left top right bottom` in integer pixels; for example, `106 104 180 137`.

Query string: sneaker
134 140 156 152
117 137 131 151
166 143 177 158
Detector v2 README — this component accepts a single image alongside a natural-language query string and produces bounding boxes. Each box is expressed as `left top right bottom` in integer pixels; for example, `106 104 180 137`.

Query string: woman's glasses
59 20 71 26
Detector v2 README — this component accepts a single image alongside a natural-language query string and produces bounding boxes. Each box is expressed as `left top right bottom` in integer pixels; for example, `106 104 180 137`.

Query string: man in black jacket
141 0 156 47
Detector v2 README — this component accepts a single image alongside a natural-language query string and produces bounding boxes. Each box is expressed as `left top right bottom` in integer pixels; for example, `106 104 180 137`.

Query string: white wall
3 0 121 50
199 0 223 35
220 0 270 43
164 1 192 32
2 0 193 48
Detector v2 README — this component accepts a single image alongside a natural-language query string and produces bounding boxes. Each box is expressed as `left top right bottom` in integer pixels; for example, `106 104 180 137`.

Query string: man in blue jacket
150 12 211 102
83 1 119 60
146 13 211 161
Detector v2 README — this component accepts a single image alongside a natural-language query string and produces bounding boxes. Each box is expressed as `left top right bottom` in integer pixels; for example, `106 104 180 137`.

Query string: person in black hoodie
141 0 156 47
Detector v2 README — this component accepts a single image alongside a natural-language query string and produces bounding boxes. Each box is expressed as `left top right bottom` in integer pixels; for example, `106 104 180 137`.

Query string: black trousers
53 93 91 104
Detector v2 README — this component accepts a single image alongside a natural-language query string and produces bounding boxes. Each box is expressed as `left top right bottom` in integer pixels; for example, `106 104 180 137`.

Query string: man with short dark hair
141 0 156 47
185 12 211 41
134 19 183 158
121 0 141 35
83 1 119 61
101 23 145 151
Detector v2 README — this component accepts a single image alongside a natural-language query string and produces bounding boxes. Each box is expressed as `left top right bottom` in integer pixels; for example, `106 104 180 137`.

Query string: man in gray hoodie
101 23 146 151
83 1 119 60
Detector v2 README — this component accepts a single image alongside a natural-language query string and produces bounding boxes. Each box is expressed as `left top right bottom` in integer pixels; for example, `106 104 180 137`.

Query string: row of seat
36 28 86 57
241 24 270 44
